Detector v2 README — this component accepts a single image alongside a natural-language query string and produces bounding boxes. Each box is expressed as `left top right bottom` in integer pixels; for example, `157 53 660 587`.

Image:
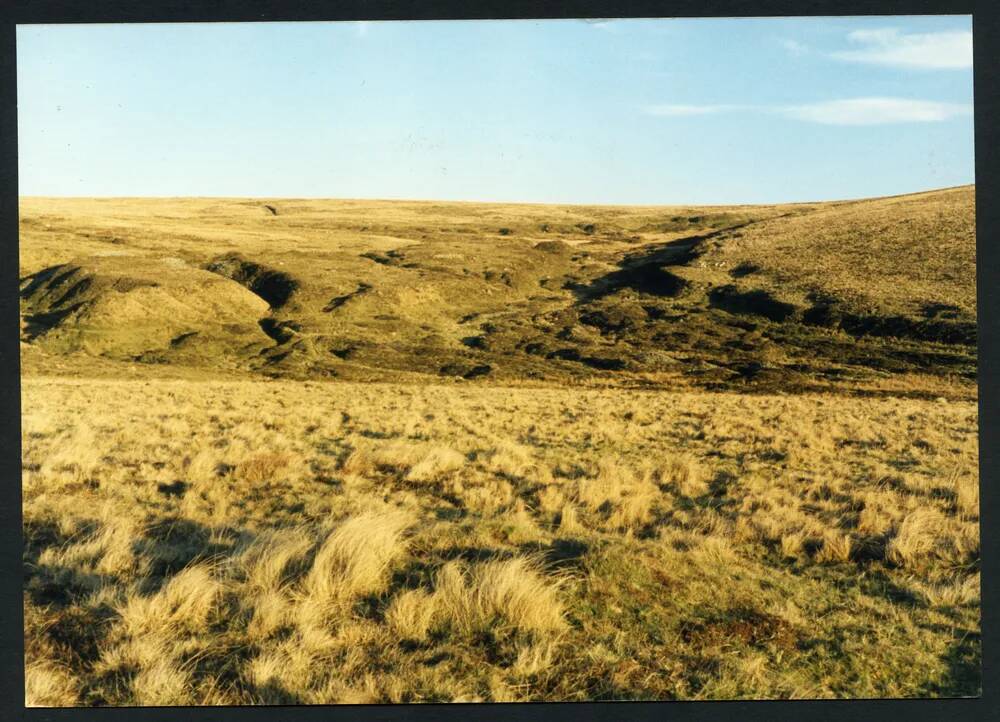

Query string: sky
16 16 975 205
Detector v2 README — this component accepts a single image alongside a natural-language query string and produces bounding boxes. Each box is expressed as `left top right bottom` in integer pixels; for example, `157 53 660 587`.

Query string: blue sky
16 16 974 204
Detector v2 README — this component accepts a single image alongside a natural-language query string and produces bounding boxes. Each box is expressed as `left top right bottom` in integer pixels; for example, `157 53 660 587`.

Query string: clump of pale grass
649 455 707 497
487 440 554 484
372 441 428 474
97 629 170 674
310 675 382 705
340 443 383 476
953 471 979 521
247 650 287 689
339 446 371 476
234 451 292 483
885 509 944 568
577 458 659 532
240 527 315 592
606 482 658 532
816 531 853 564
431 557 566 637
461 479 514 516
38 424 104 485
247 638 321 698
36 509 144 591
733 510 793 546
691 536 738 567
118 563 227 637
537 485 565 515
131 657 192 706
513 639 558 677
557 503 582 534
918 573 980 607
385 589 438 641
576 458 623 509
469 556 566 634
25 661 80 707
247 589 294 641
857 499 896 537
183 447 223 483
780 531 806 559
500 499 546 544
406 445 466 483
301 510 412 611
886 509 978 570
342 439 460 482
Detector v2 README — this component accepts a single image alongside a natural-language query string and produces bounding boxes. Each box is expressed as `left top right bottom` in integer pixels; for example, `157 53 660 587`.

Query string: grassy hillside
20 187 980 704
19 187 976 396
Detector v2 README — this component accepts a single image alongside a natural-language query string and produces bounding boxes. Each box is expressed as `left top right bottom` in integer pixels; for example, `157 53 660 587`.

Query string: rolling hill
19 186 976 397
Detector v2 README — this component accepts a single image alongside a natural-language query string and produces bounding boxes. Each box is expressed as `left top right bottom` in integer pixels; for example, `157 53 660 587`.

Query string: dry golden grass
386 589 438 641
25 661 80 708
301 511 412 612
18 187 979 706
22 376 980 704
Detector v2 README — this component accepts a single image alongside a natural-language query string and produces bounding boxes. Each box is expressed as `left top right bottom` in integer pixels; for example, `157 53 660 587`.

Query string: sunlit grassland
23 376 980 704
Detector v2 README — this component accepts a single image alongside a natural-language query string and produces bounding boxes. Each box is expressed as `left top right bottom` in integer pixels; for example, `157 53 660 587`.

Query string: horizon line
17 183 975 210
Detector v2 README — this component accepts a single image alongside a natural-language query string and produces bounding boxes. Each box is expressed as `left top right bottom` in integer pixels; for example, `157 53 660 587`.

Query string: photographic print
17 16 979 706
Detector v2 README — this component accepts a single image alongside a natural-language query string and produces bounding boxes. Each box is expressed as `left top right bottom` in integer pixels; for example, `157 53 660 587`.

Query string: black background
0 2 995 720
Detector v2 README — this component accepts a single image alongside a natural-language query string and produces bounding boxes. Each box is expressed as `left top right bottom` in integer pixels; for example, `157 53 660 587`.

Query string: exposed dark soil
204 254 299 309
709 286 798 323
680 608 799 652
324 283 372 312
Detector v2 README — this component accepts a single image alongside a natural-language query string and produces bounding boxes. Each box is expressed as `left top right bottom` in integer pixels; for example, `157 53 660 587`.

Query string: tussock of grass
431 557 566 637
38 511 143 581
886 509 978 571
240 527 315 592
406 446 466 483
780 531 806 559
235 451 292 483
487 441 555 485
917 573 980 608
386 589 438 641
954 470 979 521
461 479 515 516
537 485 565 515
576 458 660 531
301 511 412 610
557 503 582 534
132 657 193 706
25 662 80 707
342 440 466 484
649 455 707 497
816 532 852 564
118 563 226 637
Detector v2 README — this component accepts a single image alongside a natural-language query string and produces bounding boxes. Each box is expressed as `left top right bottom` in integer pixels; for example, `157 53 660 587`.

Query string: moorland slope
18 186 976 396
19 187 981 705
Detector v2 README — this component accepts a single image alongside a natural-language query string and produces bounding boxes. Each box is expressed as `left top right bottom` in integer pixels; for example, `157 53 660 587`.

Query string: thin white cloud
781 97 972 125
643 97 972 125
779 38 808 57
830 28 972 69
